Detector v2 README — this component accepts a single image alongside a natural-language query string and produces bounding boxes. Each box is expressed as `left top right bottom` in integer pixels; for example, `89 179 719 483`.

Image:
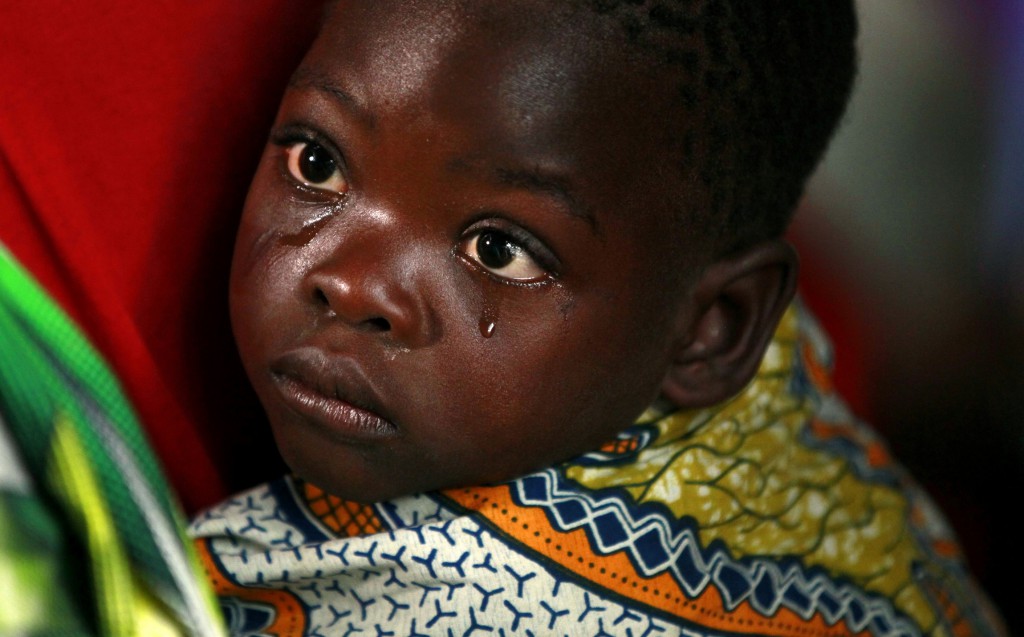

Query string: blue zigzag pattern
511 468 921 637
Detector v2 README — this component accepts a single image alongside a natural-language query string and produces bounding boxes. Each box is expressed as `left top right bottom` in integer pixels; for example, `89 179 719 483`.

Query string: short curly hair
579 0 858 252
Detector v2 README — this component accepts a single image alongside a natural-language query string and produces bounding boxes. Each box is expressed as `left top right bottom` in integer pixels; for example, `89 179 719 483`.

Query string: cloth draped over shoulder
0 245 226 636
190 303 1005 636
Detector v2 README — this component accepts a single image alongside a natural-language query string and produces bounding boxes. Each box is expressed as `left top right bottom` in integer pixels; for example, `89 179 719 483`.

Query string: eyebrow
287 69 376 129
480 163 599 233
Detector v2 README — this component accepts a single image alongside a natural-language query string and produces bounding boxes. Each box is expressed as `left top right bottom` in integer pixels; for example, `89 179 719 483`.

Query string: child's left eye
460 230 547 282
283 141 348 194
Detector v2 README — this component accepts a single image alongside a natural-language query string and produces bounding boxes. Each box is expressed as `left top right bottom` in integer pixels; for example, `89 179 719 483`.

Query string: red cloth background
1 3 320 512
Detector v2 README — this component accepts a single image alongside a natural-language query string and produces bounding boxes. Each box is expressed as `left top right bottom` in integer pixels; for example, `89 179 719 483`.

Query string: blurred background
792 0 1023 632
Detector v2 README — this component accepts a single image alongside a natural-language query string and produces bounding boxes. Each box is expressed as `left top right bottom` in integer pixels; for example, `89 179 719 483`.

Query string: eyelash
270 126 348 196
457 219 561 285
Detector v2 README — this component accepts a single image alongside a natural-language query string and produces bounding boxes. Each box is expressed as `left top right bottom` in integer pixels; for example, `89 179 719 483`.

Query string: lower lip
272 374 398 442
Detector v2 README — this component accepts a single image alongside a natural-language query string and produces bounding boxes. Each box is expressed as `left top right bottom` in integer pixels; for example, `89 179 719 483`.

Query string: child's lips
269 348 399 442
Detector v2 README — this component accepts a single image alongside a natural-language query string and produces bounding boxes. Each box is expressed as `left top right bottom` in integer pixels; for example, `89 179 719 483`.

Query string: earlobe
660 239 799 409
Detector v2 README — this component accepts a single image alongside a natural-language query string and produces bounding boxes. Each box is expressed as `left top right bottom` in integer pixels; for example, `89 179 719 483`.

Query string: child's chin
292 466 399 503
281 449 424 503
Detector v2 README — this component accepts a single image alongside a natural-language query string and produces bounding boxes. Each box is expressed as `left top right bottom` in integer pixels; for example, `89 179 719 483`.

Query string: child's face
231 1 704 501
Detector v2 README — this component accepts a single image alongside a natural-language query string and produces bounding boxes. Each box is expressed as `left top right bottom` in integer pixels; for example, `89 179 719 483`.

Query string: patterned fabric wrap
0 245 226 636
190 304 1004 637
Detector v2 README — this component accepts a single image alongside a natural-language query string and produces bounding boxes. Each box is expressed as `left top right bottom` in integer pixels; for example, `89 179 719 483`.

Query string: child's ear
661 239 798 408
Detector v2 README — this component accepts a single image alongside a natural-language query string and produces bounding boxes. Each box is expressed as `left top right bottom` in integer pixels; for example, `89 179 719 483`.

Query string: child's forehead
310 1 686 168
303 0 703 261
324 0 593 42
314 1 659 105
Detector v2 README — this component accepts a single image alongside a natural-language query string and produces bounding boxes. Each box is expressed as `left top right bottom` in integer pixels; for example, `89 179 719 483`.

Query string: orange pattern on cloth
196 540 307 637
301 482 383 537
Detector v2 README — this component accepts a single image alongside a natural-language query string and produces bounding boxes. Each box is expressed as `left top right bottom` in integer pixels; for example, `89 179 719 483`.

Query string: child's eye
460 229 547 282
283 141 348 194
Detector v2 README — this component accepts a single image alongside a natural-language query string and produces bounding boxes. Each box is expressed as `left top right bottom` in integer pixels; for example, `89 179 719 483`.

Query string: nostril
313 287 330 307
366 316 391 331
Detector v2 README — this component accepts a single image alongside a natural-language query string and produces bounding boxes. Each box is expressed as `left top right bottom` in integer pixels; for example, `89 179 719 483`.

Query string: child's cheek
234 155 321 274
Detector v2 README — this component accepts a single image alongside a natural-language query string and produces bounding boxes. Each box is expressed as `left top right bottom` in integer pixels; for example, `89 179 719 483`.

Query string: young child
190 1 1006 635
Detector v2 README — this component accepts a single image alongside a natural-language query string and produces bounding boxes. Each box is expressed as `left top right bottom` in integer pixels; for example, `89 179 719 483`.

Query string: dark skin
230 0 797 503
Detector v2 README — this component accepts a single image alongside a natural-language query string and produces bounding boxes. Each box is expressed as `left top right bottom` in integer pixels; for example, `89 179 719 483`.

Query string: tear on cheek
479 309 497 338
232 225 279 279
278 211 334 247
478 285 502 339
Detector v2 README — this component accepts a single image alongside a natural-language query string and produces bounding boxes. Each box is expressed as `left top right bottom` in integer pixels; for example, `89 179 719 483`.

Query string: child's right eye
283 141 348 195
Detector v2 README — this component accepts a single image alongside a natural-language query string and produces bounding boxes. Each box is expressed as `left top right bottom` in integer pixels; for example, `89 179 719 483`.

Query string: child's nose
302 228 437 349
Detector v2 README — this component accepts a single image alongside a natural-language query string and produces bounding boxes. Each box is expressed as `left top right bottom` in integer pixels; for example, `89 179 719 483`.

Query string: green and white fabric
0 245 225 636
